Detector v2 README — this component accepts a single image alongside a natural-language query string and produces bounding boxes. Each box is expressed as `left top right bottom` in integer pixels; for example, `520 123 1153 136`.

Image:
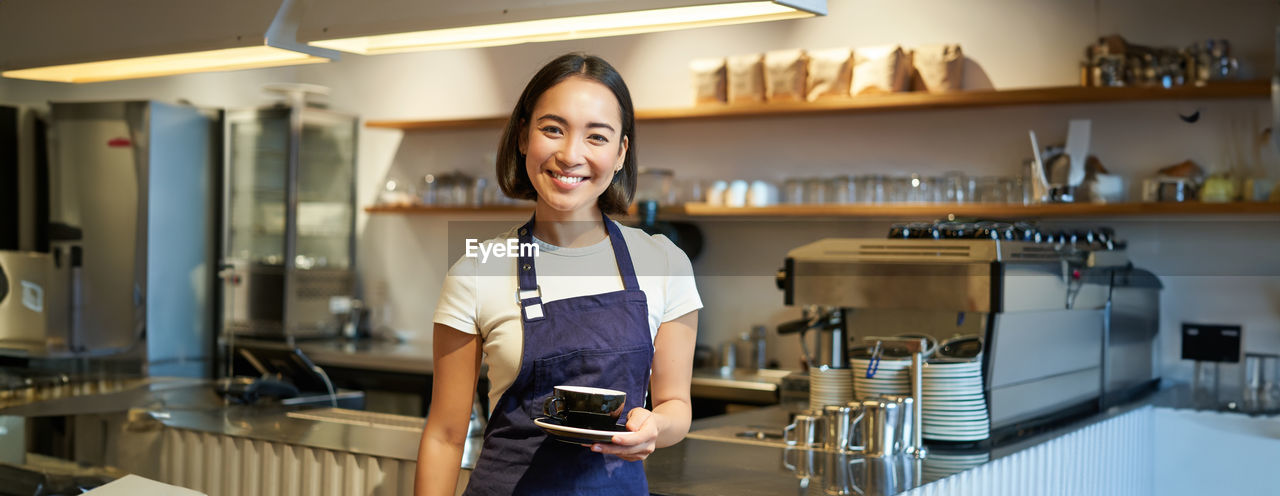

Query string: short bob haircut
496 53 637 215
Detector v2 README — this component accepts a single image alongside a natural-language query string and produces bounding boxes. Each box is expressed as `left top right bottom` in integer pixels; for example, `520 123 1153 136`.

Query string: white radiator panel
903 406 1155 496
158 428 417 496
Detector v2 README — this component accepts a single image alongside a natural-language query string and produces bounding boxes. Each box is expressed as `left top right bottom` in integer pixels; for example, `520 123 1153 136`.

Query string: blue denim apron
463 215 653 495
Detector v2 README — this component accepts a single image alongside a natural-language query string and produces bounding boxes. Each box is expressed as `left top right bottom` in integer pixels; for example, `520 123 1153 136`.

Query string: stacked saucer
921 359 989 442
851 356 912 400
921 450 990 483
809 366 854 411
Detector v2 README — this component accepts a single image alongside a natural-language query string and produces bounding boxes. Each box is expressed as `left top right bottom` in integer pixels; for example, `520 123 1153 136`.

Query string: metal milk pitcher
883 395 920 455
859 398 901 457
825 398 902 457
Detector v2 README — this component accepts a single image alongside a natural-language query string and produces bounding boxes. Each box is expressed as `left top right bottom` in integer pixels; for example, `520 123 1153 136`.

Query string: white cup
725 180 749 207
706 180 728 206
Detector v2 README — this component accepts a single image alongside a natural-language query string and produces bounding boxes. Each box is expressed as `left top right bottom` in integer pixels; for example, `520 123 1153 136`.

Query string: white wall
2 0 1278 383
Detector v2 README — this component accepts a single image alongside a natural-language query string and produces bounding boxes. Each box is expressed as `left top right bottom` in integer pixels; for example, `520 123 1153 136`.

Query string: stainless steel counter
233 337 434 375
0 377 480 469
690 368 792 404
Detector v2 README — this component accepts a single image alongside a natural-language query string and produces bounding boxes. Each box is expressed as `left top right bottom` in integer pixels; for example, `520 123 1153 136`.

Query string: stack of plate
921 451 990 483
850 357 912 400
921 359 989 442
809 366 854 411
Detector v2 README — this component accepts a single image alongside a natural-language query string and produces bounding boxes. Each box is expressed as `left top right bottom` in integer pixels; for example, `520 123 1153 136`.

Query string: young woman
415 53 701 495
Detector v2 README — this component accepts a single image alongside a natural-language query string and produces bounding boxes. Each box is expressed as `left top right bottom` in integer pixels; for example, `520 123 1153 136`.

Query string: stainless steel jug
883 394 921 455
824 398 903 457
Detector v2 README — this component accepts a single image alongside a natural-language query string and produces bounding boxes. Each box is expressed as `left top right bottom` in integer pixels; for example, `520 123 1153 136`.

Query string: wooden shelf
662 202 1280 219
364 204 533 214
365 201 1280 219
366 81 1268 130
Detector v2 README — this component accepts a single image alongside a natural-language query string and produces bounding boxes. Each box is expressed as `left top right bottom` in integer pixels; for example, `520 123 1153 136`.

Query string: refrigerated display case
222 100 357 339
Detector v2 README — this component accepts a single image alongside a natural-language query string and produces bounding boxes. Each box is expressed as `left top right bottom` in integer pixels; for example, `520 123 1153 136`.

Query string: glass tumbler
975 176 1015 203
862 175 888 204
678 179 706 204
904 173 930 202
783 178 805 205
941 172 968 203
888 176 909 203
1244 354 1264 410
830 175 856 204
805 178 831 204
1192 361 1219 408
1264 355 1280 411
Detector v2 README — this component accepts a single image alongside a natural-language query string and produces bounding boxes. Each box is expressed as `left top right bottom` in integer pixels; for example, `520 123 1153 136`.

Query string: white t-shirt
433 220 702 412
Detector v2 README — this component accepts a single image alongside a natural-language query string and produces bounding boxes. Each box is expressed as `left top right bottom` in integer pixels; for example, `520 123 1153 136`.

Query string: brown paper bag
727 53 766 104
690 57 727 105
764 49 808 102
805 47 853 101
912 44 964 92
852 45 913 95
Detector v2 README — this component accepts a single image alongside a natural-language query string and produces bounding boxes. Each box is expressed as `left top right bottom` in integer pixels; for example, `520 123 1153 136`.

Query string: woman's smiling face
520 76 629 217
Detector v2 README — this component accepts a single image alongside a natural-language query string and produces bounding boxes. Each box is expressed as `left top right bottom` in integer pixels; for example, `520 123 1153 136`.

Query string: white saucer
923 423 989 432
923 404 987 412
923 411 988 419
923 417 990 426
923 389 985 397
925 386 979 392
926 373 983 380
924 431 989 440
926 380 983 388
922 403 986 411
924 361 980 368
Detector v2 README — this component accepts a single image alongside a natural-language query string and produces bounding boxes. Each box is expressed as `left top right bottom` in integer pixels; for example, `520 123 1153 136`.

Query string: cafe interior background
1 0 1280 494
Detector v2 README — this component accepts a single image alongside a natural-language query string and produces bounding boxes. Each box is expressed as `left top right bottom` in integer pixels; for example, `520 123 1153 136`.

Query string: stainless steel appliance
776 232 1161 438
221 93 357 339
31 101 220 376
0 251 68 352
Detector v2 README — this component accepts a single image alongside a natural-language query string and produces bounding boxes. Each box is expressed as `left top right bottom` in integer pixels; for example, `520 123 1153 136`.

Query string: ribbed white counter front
903 406 1279 496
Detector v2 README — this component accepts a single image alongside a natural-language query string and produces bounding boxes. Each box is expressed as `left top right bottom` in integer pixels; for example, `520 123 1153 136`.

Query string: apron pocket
532 343 653 419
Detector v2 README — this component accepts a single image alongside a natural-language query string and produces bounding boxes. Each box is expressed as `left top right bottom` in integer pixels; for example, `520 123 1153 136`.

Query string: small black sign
1181 323 1242 363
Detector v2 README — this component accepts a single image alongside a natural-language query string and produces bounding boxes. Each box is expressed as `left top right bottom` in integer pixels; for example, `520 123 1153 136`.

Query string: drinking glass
783 178 805 205
1264 355 1280 411
829 176 856 203
941 172 968 203
805 178 832 204
925 176 945 202
904 173 930 202
975 176 1015 203
1244 354 1264 411
678 179 706 203
1192 361 1219 408
862 175 888 204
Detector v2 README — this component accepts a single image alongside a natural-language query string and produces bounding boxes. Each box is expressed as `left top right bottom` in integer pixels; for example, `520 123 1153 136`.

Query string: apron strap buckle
518 286 546 321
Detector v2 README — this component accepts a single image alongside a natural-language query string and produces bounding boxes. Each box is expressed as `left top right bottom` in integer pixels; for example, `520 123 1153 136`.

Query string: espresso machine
776 224 1162 439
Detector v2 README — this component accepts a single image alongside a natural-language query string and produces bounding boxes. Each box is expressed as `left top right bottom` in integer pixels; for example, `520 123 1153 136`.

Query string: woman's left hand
591 407 659 461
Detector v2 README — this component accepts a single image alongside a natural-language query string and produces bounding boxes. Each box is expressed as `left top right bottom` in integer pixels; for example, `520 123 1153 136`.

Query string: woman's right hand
415 324 482 496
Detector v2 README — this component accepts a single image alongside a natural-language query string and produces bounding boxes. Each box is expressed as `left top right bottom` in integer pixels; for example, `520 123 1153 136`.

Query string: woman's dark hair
496 53 637 215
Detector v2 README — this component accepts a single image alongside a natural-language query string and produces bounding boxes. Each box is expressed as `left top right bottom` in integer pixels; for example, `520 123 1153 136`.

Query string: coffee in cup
543 385 626 429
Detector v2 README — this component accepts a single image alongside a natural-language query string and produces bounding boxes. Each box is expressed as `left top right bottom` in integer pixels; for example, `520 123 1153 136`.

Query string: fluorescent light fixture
0 0 339 83
3 47 330 84
301 0 825 55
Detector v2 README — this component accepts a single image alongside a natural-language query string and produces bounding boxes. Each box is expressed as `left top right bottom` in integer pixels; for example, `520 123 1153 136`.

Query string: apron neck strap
516 213 640 292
